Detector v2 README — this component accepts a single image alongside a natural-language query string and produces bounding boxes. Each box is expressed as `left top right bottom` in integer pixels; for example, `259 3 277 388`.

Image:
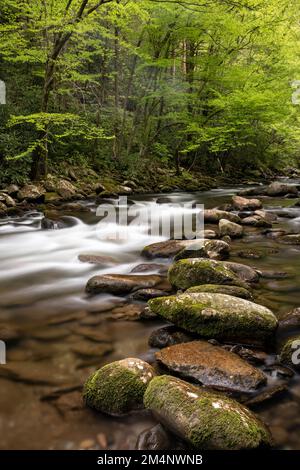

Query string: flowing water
1 181 300 449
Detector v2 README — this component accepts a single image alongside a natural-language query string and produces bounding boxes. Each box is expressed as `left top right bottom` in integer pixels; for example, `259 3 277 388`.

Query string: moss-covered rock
168 258 246 290
144 375 272 449
83 358 156 416
148 292 278 344
279 336 300 370
186 284 253 300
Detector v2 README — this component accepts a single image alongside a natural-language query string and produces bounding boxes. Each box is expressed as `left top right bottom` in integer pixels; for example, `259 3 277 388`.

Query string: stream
1 180 300 449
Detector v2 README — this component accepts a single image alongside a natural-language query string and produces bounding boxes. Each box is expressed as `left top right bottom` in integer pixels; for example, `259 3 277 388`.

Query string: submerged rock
204 209 241 224
155 341 266 393
219 219 243 238
168 258 246 290
144 375 272 449
130 288 170 301
186 284 253 300
83 358 155 416
148 292 278 345
279 308 300 331
85 274 165 295
148 326 194 349
279 337 300 370
232 195 262 211
279 234 300 245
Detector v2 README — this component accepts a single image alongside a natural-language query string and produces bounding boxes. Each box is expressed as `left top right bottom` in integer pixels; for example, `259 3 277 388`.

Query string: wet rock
54 391 83 413
140 307 158 320
156 341 266 393
0 361 76 385
244 385 288 407
56 179 77 199
264 364 294 379
148 292 278 345
61 202 89 212
136 424 172 450
279 308 300 331
17 184 45 202
83 358 156 416
279 234 300 245
232 195 262 211
0 201 7 215
130 289 170 301
224 345 268 365
78 254 117 265
219 219 243 238
168 258 246 290
201 229 217 239
258 270 288 280
41 217 66 230
30 327 70 341
265 229 287 239
131 263 168 274
238 187 265 197
175 239 230 261
71 326 111 343
223 261 260 283
186 284 253 300
279 336 300 370
0 192 16 207
241 215 272 228
254 210 277 223
237 250 262 260
204 209 241 224
148 326 194 349
86 274 165 295
144 375 272 449
266 182 298 197
142 240 204 259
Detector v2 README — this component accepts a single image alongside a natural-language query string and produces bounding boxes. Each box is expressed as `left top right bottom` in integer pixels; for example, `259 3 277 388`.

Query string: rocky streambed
1 179 300 449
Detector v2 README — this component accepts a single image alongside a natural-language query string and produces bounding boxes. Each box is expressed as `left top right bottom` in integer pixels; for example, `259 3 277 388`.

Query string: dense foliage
0 0 300 183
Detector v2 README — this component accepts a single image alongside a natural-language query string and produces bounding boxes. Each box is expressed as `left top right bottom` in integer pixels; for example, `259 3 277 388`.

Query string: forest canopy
0 0 300 183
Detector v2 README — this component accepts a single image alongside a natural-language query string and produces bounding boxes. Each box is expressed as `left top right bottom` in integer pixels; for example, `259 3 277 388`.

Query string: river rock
17 184 45 202
238 187 265 197
0 202 7 215
131 263 168 274
56 179 77 199
41 217 66 230
186 284 253 300
279 234 300 245
204 209 241 224
144 375 272 449
148 326 194 349
0 192 16 207
136 424 173 450
142 240 204 259
279 336 300 370
241 215 272 228
254 210 277 223
279 308 300 331
175 239 230 262
155 341 266 393
168 258 246 290
148 292 278 344
3 184 19 196
232 195 262 211
219 219 243 238
78 254 117 265
85 274 165 295
266 182 298 197
223 261 260 283
83 358 156 416
130 288 170 301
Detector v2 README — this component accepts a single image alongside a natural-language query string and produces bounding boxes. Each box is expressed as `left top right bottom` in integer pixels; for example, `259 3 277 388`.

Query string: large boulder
232 195 262 211
266 182 298 197
148 292 278 344
168 258 246 290
85 274 167 295
186 284 253 300
204 209 241 224
155 341 266 393
17 184 45 202
144 375 272 449
56 179 77 199
219 219 243 238
83 358 155 416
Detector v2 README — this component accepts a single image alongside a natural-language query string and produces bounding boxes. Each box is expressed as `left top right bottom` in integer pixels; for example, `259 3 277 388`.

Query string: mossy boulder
187 284 253 300
83 358 155 416
155 341 266 393
168 258 246 290
148 292 278 344
144 375 272 449
279 336 300 370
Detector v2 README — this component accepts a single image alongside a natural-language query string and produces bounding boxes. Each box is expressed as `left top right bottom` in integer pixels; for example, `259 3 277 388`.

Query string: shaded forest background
1 0 300 185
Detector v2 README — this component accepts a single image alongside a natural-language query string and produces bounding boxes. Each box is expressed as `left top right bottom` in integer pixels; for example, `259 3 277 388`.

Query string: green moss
186 284 252 299
148 292 277 344
144 375 272 450
168 259 247 290
83 362 151 416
